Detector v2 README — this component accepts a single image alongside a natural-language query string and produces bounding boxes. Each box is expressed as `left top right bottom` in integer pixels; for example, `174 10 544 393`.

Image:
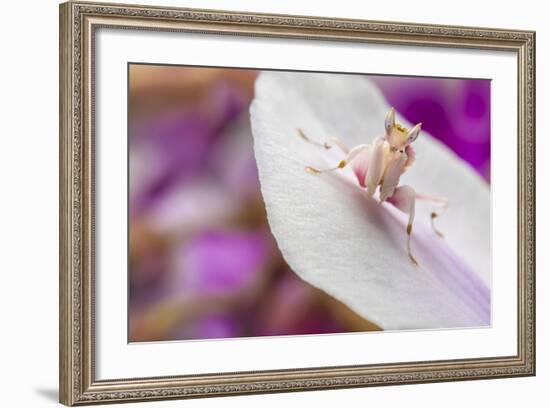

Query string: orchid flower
250 72 490 330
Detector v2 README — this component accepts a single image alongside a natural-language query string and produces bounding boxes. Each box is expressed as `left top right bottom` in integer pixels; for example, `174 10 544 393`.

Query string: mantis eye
406 122 422 145
384 107 396 135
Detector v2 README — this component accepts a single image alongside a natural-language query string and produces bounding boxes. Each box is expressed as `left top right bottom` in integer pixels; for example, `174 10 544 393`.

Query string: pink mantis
299 108 448 265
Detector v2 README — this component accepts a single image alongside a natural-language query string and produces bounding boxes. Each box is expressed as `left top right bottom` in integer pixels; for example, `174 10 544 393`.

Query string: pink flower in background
174 230 269 296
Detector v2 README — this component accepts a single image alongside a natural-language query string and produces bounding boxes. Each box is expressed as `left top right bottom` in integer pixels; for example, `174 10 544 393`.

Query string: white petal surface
250 71 490 329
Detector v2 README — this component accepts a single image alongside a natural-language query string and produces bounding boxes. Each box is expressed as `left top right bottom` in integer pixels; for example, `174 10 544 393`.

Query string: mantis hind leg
416 194 449 237
387 188 449 266
386 185 418 266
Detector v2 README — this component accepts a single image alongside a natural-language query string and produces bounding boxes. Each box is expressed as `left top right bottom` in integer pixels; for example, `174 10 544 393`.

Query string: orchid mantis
299 108 448 265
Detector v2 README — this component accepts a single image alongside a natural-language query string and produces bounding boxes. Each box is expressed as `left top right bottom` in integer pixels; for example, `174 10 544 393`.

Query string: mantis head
384 107 422 151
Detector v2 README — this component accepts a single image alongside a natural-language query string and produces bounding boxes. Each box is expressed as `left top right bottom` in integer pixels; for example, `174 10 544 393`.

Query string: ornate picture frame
59 1 535 405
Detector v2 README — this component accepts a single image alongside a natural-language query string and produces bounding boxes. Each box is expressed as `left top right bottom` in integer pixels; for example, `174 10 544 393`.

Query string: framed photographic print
59 1 536 405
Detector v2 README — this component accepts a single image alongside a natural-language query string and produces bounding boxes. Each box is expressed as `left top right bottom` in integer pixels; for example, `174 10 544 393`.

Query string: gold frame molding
59 1 536 405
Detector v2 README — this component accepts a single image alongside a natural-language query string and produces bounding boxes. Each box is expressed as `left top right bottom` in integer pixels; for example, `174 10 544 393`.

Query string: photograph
128 64 491 342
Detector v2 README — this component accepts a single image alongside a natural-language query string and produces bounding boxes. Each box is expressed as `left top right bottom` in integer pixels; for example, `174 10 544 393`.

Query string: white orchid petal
250 71 490 329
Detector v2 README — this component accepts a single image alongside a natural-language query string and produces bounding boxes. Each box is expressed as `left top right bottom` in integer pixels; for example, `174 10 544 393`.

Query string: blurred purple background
372 76 491 181
128 65 490 342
